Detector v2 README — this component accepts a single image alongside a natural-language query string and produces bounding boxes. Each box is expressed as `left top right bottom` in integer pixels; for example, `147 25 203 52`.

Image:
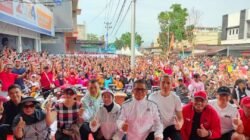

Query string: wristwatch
206 130 212 138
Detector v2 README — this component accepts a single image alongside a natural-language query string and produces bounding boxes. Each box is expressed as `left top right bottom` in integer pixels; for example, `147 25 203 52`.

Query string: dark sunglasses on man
23 104 35 109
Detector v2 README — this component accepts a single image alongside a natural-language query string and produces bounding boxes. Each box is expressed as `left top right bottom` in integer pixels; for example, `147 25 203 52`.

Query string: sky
77 0 250 46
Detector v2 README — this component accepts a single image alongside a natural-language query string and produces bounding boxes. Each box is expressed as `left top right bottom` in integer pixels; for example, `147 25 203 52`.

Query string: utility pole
131 0 136 69
105 22 112 50
167 22 170 56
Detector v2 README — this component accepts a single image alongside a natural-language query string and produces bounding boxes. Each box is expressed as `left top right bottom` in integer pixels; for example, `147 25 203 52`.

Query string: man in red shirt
181 91 221 140
238 97 250 139
0 63 26 93
40 63 54 99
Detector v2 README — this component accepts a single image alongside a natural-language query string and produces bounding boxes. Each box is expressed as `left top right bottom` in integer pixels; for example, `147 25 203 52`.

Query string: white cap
102 89 114 97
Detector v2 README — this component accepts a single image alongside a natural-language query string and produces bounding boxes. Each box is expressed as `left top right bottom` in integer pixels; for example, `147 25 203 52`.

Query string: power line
90 0 112 23
112 1 132 37
110 0 127 35
106 0 114 22
105 0 110 23
110 0 121 24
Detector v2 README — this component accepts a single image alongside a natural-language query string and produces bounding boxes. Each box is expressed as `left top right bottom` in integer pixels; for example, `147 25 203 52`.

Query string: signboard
36 7 52 31
0 1 13 15
0 0 54 36
54 0 62 6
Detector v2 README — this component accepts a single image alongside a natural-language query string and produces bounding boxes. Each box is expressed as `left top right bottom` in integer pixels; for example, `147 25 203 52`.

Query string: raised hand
78 108 84 117
45 98 52 111
197 124 209 138
122 121 129 133
90 117 97 127
233 115 244 134
17 117 26 129
0 101 4 113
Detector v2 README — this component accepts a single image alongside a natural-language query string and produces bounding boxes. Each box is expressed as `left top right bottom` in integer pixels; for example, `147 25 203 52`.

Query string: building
144 26 221 55
221 9 250 56
74 24 105 53
194 27 221 45
42 0 81 53
0 0 54 52
77 23 87 40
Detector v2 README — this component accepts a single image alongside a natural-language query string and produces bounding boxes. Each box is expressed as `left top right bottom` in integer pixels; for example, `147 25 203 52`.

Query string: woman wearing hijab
89 89 123 140
12 97 55 140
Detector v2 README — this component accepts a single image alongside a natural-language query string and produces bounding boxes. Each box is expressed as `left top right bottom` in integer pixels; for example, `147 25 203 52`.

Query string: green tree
114 38 124 50
87 33 99 41
114 32 143 50
158 4 188 52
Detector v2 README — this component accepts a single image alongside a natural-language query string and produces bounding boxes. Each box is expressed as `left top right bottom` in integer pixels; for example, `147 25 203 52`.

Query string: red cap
194 91 207 100
241 97 250 108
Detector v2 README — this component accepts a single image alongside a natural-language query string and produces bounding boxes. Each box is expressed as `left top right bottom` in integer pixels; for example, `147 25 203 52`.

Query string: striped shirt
55 102 82 129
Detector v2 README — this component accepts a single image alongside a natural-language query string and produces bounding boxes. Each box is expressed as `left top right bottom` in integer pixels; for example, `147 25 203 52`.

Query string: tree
114 32 143 50
157 4 188 53
114 38 124 50
87 33 99 41
186 8 203 57
187 7 203 27
186 8 203 44
186 24 195 43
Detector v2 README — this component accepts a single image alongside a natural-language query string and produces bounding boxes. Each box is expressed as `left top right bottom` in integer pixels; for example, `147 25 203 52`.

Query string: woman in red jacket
181 91 221 140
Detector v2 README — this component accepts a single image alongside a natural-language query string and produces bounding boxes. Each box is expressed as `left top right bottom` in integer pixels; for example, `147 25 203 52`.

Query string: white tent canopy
116 47 143 56
116 47 125 55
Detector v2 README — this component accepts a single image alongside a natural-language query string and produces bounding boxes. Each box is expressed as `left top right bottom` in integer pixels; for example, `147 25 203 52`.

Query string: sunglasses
24 104 35 109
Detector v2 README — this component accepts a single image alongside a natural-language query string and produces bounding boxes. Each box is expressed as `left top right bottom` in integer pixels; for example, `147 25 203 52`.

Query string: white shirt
90 103 123 140
188 80 205 95
148 91 182 128
209 100 238 134
117 98 163 140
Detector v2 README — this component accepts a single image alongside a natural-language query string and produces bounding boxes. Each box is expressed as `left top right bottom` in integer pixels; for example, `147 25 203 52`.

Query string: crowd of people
0 46 250 140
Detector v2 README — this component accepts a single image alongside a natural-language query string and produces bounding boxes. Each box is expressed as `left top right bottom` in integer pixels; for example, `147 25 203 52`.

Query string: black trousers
55 130 72 140
163 125 182 140
146 125 182 140
146 132 155 140
215 130 234 140
80 122 100 140
0 124 12 140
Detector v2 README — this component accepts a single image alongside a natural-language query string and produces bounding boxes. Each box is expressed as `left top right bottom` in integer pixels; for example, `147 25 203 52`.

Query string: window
232 29 234 35
229 30 231 35
236 28 239 34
